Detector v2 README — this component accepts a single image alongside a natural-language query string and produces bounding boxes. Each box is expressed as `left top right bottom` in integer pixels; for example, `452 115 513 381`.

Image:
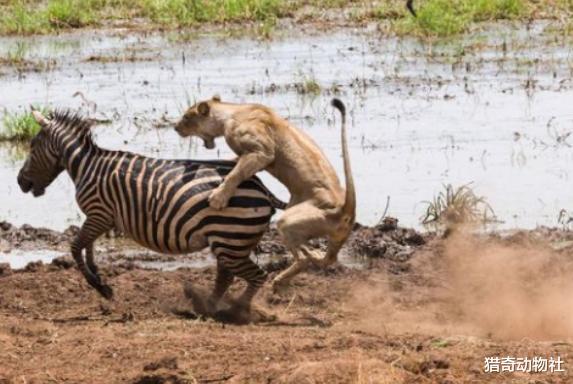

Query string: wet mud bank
1 222 573 382
0 219 429 272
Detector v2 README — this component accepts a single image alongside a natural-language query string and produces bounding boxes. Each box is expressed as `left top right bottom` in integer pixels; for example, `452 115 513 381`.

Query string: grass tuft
140 0 285 25
294 71 322 96
421 183 497 231
0 108 49 142
396 0 525 37
0 0 289 35
46 0 95 28
4 42 29 64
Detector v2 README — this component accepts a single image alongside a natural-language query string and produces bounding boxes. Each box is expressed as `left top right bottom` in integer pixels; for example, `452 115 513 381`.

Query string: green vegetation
0 42 57 72
142 0 284 25
297 77 321 96
395 0 525 37
46 0 95 28
421 183 497 230
0 108 48 142
2 42 29 65
0 0 292 35
0 1 570 37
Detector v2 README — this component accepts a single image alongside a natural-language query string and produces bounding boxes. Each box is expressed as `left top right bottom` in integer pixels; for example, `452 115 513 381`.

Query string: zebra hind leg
213 254 275 324
221 255 266 310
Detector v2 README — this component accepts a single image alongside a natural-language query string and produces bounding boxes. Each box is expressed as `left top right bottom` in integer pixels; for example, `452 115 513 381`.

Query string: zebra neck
56 130 100 185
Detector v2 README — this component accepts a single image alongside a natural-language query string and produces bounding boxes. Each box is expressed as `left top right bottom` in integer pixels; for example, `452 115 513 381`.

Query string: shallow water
1 23 573 231
0 249 66 269
0 247 213 270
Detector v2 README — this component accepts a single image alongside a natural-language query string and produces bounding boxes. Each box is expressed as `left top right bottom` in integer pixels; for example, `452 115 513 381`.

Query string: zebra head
17 110 64 197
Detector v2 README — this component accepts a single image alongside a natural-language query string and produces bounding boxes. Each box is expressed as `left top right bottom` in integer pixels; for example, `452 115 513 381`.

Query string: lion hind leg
272 202 331 289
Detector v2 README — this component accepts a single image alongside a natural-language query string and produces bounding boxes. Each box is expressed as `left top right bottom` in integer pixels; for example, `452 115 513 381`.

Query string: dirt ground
1 222 573 383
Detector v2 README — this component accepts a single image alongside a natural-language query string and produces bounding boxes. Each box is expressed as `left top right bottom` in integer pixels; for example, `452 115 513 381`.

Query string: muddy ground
1 222 573 383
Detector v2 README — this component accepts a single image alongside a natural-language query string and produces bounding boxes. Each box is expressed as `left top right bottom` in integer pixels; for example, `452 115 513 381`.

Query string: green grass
141 0 284 24
3 42 29 64
46 0 95 28
0 0 569 36
0 0 291 35
395 0 525 37
0 108 49 141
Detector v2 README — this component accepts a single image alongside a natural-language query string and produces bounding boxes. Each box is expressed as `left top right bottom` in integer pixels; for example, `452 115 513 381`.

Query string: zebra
17 109 287 313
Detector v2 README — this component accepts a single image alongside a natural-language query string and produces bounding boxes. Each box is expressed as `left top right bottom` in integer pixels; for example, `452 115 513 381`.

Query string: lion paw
208 187 230 210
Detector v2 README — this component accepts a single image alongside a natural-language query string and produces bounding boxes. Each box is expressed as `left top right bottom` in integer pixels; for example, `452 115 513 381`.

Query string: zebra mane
48 109 96 142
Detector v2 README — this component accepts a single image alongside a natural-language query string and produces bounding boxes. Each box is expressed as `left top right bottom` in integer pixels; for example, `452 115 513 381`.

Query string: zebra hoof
96 284 114 300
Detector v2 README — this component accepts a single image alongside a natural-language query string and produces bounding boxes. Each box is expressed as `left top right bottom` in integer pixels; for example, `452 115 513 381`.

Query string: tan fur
175 96 356 289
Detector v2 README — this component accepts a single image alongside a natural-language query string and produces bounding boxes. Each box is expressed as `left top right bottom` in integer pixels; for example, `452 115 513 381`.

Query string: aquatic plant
421 183 497 229
4 42 28 64
558 209 573 230
294 71 321 96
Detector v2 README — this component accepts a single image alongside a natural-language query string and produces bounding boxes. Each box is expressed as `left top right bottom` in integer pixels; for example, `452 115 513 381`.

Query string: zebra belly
110 186 274 255
110 212 207 254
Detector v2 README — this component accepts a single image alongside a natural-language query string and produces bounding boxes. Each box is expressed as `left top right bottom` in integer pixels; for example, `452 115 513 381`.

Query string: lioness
174 96 356 289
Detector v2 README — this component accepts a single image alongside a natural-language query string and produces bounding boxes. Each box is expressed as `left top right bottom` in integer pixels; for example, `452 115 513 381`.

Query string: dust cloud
345 232 573 341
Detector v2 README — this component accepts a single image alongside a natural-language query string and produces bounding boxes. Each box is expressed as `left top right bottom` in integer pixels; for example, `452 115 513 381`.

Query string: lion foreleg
209 151 273 210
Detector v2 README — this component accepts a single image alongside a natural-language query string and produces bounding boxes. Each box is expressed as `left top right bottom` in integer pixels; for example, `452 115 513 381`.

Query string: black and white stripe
17 111 286 307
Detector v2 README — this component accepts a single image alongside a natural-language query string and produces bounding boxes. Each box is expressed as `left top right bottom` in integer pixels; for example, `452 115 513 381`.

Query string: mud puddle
2 23 573 231
0 248 215 271
0 249 65 269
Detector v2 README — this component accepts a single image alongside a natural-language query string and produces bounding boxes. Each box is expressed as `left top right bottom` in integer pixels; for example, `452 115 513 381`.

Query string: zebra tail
269 193 288 211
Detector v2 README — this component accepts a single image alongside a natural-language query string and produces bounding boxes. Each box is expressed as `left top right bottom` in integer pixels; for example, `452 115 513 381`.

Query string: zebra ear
197 102 210 116
31 110 50 128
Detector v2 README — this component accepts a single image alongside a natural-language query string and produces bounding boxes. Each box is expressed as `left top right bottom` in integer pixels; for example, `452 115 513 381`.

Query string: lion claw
208 188 230 210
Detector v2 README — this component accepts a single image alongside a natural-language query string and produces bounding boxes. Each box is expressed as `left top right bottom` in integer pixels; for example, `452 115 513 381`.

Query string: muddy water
0 249 65 269
1 23 573 232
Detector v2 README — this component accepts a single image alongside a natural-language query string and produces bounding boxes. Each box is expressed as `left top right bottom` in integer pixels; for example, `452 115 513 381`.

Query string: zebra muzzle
17 172 33 193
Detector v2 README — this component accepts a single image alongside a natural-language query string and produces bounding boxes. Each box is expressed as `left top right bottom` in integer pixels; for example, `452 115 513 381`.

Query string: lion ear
197 102 210 116
211 94 221 102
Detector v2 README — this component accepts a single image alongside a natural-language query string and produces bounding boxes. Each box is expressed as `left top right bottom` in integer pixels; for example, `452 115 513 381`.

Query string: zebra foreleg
85 243 98 275
71 216 114 299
